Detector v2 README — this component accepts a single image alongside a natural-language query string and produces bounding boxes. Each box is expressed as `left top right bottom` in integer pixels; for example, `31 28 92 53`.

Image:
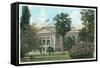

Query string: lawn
21 51 71 62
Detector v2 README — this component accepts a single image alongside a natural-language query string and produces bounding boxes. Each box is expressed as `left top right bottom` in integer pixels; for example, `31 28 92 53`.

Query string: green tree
47 47 54 55
81 9 95 32
79 9 95 42
53 13 71 53
20 6 39 58
78 28 88 42
20 26 39 58
64 36 75 51
20 6 31 30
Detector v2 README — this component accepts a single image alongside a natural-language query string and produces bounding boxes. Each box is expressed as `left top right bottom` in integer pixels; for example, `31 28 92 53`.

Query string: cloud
38 9 47 23
69 9 82 29
28 6 36 25
37 8 49 27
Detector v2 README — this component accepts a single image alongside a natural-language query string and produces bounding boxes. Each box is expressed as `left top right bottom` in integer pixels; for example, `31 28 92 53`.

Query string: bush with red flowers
69 42 94 59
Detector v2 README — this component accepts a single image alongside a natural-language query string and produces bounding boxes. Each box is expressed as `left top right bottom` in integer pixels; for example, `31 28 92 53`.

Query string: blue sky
19 4 83 29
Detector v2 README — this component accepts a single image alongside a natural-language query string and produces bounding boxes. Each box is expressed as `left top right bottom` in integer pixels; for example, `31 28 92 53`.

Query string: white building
37 27 79 53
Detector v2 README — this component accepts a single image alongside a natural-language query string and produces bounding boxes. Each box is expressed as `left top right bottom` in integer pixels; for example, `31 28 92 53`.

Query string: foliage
47 47 54 55
69 42 94 59
20 6 40 58
78 28 88 42
20 26 40 58
64 36 75 51
53 13 71 53
20 6 31 30
81 9 95 31
78 28 94 42
79 9 95 42
54 13 71 36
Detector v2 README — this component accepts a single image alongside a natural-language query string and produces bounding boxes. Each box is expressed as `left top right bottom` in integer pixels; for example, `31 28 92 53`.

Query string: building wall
37 27 79 53
37 32 56 53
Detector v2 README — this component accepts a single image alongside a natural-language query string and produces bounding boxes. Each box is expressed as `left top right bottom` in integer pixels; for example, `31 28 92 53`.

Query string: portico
37 27 56 53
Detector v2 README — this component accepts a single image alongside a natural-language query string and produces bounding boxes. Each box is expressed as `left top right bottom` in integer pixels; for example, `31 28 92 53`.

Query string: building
37 27 79 53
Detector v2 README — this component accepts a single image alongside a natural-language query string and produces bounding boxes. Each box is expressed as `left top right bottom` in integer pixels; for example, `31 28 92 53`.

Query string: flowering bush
69 42 94 59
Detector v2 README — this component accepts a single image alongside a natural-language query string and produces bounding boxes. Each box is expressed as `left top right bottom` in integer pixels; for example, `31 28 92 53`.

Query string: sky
19 4 83 29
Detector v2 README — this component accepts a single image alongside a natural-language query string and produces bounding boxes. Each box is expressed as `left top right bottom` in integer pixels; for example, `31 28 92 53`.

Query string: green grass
21 51 71 62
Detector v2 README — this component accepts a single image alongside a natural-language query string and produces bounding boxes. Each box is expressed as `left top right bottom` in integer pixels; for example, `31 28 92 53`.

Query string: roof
37 27 56 33
37 26 80 34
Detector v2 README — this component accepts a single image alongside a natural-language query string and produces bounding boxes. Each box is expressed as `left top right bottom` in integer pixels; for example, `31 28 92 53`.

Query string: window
43 40 46 45
47 40 50 45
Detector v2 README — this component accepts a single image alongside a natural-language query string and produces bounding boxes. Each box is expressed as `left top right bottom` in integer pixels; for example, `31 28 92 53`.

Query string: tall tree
20 6 39 58
79 9 95 42
20 6 31 30
53 13 71 53
81 9 95 32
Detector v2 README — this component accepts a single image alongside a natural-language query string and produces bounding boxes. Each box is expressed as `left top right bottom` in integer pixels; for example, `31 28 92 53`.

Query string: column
53 34 55 50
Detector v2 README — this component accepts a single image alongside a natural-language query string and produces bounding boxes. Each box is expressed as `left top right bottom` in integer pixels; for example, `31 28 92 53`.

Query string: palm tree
53 13 71 54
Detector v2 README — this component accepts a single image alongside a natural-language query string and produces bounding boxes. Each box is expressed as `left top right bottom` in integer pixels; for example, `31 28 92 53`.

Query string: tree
20 6 31 30
79 9 95 42
78 28 88 42
47 47 54 55
64 36 75 51
81 9 95 32
20 26 39 58
20 6 40 58
53 13 71 53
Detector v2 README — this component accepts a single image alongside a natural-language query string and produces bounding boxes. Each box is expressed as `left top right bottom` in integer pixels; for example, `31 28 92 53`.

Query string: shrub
69 42 94 59
47 47 54 55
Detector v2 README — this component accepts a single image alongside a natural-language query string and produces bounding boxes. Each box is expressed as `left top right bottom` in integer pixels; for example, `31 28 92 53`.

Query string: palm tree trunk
61 35 65 54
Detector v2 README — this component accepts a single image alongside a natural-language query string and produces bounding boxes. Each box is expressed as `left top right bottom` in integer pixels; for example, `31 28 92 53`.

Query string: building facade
37 27 79 53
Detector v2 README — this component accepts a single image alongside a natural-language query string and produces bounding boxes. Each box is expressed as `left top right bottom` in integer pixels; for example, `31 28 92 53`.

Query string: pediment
37 27 55 33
